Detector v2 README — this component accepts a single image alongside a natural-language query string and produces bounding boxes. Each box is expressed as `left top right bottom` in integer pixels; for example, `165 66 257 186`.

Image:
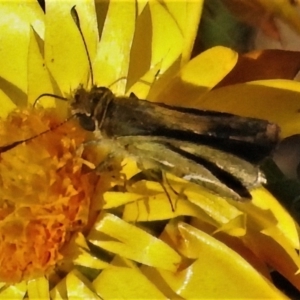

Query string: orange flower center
0 108 100 283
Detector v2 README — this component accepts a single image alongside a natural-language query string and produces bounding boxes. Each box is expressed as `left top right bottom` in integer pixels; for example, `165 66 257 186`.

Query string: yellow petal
160 222 288 299
93 1 135 92
189 218 272 278
128 63 162 99
0 282 27 300
50 280 67 300
243 227 300 292
129 0 203 99
51 269 99 300
183 181 244 227
149 1 185 71
103 191 146 209
154 46 238 106
27 276 49 300
123 192 215 222
61 233 109 270
45 0 98 93
93 266 167 299
88 213 181 271
251 187 299 249
66 270 99 300
75 249 110 270
0 2 44 95
162 0 203 64
27 27 56 108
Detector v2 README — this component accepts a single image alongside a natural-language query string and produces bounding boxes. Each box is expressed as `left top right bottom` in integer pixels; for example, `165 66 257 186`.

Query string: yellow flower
0 0 299 299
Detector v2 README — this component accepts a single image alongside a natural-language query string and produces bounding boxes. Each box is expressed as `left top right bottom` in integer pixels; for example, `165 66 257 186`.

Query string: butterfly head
71 85 114 132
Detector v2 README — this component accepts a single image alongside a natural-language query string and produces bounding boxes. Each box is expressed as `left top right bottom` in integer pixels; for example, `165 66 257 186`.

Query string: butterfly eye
77 113 95 131
74 93 80 102
91 97 99 106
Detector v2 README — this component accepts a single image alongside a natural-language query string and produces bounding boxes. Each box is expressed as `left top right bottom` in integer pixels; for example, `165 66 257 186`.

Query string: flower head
0 1 299 299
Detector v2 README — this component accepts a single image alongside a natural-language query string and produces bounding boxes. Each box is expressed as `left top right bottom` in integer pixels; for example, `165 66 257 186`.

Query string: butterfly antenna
71 5 94 87
0 115 75 153
33 93 68 108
